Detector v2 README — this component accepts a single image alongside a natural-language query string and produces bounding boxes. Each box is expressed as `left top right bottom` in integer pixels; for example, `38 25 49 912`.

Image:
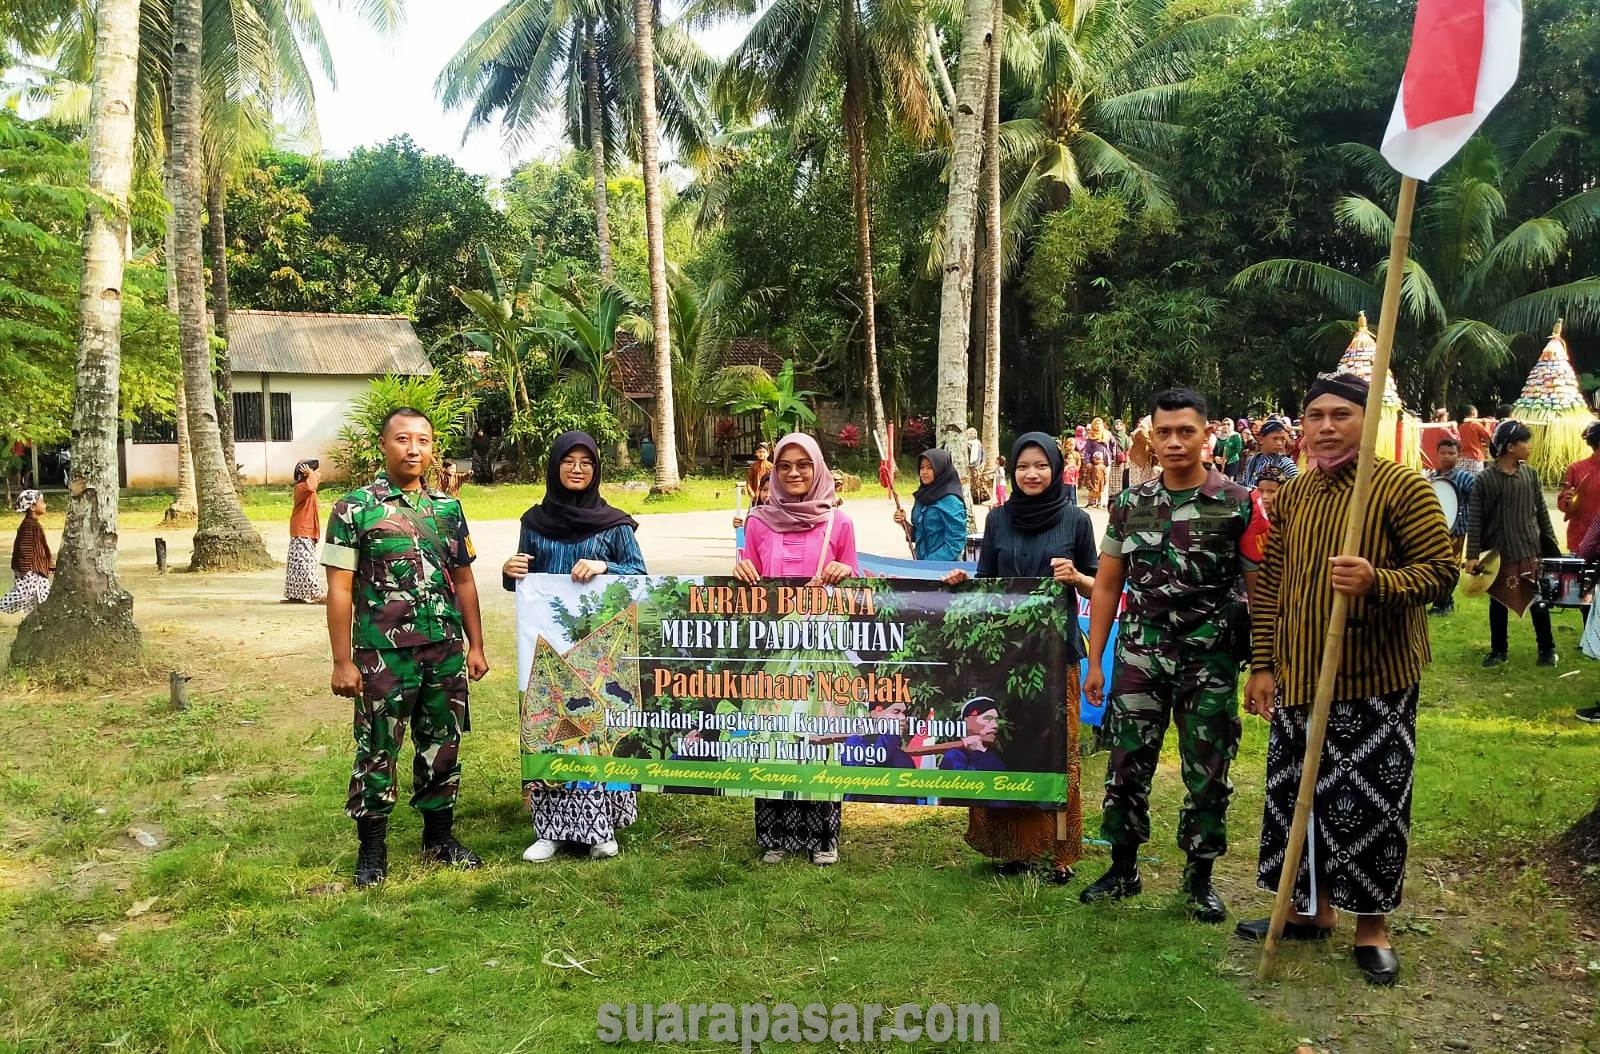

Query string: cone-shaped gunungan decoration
1332 312 1422 469
1511 319 1596 484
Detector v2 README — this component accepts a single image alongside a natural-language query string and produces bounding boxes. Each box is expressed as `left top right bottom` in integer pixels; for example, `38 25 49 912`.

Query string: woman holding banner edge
503 430 647 863
943 432 1097 882
733 432 860 866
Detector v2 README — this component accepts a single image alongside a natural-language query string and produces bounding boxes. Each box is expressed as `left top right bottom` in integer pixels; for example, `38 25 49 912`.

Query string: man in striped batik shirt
1233 372 1457 989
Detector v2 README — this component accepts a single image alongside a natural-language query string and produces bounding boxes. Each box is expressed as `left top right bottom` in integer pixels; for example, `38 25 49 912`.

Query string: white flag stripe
1381 0 1522 181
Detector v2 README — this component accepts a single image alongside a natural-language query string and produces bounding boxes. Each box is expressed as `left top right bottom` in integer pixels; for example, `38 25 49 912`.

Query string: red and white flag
1381 0 1521 181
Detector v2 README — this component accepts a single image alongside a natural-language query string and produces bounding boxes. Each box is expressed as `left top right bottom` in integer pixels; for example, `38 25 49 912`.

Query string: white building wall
124 372 373 488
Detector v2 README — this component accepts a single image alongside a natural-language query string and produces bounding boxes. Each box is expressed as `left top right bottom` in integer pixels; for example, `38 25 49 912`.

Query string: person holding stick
942 432 1096 883
1235 372 1456 986
1080 388 1256 923
895 449 967 561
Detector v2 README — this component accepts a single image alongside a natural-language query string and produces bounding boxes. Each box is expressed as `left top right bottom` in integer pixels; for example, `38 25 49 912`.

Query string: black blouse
975 504 1098 661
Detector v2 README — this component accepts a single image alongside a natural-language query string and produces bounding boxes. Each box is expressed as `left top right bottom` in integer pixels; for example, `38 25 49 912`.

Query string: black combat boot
1079 843 1141 904
1184 856 1227 923
421 808 483 869
354 816 388 889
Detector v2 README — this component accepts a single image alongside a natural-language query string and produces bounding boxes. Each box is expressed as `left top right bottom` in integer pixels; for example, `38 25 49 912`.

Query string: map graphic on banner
514 575 1079 809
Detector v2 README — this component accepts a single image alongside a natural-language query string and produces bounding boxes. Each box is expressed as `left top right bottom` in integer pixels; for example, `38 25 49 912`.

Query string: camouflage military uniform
1099 470 1255 859
321 473 477 821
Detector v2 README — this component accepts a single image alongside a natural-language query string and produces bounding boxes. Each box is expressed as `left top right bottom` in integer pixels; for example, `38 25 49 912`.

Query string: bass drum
1429 477 1459 530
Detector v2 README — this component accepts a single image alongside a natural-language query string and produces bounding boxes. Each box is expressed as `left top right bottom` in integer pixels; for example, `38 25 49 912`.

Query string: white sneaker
810 849 839 866
760 849 786 864
589 839 620 859
522 839 559 862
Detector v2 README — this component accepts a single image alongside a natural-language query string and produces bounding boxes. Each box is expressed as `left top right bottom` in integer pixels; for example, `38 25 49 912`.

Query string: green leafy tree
719 0 934 452
1233 134 1600 404
727 358 818 440
333 373 477 485
436 0 714 279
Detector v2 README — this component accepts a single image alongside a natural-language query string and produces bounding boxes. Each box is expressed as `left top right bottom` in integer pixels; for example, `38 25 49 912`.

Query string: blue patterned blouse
501 523 648 591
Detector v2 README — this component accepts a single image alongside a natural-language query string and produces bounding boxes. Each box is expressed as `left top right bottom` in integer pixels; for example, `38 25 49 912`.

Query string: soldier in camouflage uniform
322 407 490 888
1080 388 1257 922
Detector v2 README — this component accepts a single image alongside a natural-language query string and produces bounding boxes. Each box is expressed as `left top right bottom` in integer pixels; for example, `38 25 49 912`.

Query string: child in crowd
1083 451 1108 508
1061 448 1081 507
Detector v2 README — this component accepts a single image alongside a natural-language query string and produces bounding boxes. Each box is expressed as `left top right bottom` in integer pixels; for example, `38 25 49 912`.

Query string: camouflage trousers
1099 643 1241 859
346 640 469 821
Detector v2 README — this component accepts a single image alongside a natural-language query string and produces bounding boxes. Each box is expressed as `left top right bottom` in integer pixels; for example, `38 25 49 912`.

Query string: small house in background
125 310 431 487
611 335 781 458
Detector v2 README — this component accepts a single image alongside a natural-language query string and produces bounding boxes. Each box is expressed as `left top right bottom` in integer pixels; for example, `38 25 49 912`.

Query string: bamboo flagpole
1258 175 1419 980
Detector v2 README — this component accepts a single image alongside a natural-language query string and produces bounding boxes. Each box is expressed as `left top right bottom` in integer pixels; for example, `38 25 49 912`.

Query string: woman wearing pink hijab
733 432 860 865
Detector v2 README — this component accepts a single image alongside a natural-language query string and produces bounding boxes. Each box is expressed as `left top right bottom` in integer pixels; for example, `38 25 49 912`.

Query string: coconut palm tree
1233 133 1600 404
10 0 145 671
436 0 714 279
1001 0 1239 239
719 0 934 457
170 0 272 568
631 0 680 490
932 0 993 466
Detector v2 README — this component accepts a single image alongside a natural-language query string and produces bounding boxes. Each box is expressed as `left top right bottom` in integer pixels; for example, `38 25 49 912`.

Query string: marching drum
1429 477 1459 530
1537 556 1593 609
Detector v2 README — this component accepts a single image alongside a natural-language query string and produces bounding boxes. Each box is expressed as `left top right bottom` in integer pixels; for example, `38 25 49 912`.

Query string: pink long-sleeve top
741 512 860 578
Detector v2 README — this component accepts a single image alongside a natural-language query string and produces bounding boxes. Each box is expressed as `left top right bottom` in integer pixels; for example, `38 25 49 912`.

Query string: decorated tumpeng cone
1334 312 1422 470
1511 320 1595 484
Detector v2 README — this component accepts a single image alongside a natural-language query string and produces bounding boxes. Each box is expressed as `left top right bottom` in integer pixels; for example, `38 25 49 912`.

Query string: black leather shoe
1482 651 1509 668
354 816 388 889
1079 864 1141 904
1184 859 1227 924
1353 944 1400 986
1233 917 1333 942
421 809 483 869
1538 649 1559 668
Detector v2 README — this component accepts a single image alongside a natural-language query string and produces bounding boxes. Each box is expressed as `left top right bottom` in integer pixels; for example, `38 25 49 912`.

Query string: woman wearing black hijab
943 432 1098 881
893 448 968 560
503 431 647 863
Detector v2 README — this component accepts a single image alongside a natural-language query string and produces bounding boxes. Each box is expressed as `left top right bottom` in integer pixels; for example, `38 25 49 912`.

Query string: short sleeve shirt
1101 470 1255 650
321 473 477 650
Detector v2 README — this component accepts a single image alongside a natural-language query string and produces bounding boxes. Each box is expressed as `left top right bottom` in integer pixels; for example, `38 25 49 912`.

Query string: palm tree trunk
633 0 680 491
11 0 143 671
583 18 614 281
172 0 272 570
162 148 198 525
934 0 993 469
839 0 888 452
981 0 1002 475
207 176 238 487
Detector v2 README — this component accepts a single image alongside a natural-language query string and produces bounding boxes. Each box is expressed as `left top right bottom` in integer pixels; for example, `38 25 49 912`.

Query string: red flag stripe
1402 0 1486 128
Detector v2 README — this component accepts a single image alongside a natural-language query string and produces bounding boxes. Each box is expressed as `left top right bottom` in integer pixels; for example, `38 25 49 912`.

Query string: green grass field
36 473 901 532
0 593 1596 1053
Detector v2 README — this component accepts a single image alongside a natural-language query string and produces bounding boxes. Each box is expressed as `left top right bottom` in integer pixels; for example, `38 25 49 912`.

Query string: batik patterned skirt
963 665 1083 870
284 536 324 601
755 799 841 854
1256 686 1417 916
0 572 49 614
529 786 637 845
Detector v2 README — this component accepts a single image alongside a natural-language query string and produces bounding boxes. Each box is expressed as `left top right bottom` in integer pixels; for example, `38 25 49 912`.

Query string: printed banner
855 551 1118 727
515 575 1078 807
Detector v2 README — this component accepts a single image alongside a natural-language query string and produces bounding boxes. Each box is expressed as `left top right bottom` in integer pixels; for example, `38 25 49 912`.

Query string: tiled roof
612 335 783 398
227 310 432 376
